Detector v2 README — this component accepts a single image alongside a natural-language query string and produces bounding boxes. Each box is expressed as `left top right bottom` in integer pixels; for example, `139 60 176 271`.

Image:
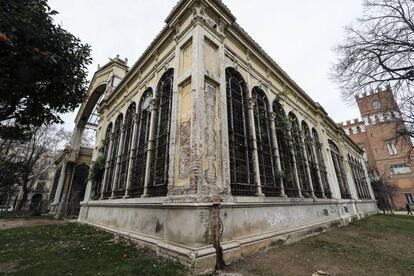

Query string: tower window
372 100 381 110
389 164 411 175
386 142 398 156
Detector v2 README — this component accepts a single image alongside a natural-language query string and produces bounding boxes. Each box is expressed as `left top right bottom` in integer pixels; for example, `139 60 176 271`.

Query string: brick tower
340 87 414 209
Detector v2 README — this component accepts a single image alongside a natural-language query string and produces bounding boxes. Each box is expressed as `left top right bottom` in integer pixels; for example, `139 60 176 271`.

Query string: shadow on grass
0 222 184 276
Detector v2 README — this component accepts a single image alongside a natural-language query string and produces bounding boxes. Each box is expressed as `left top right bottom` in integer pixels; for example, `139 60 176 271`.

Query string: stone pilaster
269 112 286 197
124 113 139 198
288 131 303 198
247 96 263 196
311 141 326 198
52 161 67 207
143 97 157 197
301 134 315 198
204 83 217 196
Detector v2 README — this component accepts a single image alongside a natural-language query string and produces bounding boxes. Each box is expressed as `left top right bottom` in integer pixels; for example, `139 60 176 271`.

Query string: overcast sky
48 0 364 131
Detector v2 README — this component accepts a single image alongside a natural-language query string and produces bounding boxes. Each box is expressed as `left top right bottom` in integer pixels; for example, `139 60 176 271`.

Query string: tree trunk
16 173 29 211
5 192 12 212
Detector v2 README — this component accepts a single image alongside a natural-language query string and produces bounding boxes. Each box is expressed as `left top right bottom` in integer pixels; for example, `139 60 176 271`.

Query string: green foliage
0 222 184 275
89 150 105 200
0 0 91 133
89 155 105 185
0 158 23 192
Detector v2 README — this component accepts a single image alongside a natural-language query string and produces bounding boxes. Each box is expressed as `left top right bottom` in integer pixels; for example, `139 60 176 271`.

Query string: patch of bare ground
225 215 414 276
0 218 64 230
0 261 18 274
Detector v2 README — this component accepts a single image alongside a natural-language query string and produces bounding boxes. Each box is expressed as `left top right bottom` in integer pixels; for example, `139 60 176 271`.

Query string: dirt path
0 218 65 230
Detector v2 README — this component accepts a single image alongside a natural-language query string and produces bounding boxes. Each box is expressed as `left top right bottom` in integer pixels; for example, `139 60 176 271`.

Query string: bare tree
0 125 70 211
332 0 414 136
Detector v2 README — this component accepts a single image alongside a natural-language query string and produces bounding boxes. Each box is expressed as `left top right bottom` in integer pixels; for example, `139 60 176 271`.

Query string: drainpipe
211 196 225 271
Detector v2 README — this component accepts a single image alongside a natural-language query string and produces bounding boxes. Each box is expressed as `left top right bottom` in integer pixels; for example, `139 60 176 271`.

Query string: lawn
0 215 413 276
227 214 414 276
0 222 184 276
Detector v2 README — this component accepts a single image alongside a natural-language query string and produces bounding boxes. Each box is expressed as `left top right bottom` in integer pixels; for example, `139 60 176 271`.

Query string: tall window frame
302 122 323 198
116 102 136 197
329 140 351 199
312 129 331 198
357 160 371 199
226 68 256 196
349 155 363 199
105 115 123 198
273 101 298 197
148 69 174 197
252 87 280 197
130 89 153 197
289 113 312 198
97 123 112 198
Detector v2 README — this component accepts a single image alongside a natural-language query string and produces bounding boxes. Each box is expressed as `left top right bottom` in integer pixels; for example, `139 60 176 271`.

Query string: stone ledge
78 204 377 275
80 197 377 209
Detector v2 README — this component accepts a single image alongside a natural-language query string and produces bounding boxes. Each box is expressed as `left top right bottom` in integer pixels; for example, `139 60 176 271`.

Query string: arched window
329 140 351 199
148 69 174 197
348 155 361 199
116 102 136 197
226 68 256 196
312 129 331 198
273 101 298 197
252 87 280 196
358 161 371 199
99 123 112 198
130 90 152 197
303 122 323 198
104 115 123 198
289 113 312 197
350 157 370 200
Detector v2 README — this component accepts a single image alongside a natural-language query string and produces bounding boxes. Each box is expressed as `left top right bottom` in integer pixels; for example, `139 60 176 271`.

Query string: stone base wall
79 198 378 274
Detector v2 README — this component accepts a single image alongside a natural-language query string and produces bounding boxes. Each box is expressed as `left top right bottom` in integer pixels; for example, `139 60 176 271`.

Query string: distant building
339 87 414 209
13 151 58 213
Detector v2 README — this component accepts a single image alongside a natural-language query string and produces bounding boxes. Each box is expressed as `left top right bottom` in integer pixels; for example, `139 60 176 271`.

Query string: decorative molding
247 97 255 110
205 83 217 193
149 98 158 112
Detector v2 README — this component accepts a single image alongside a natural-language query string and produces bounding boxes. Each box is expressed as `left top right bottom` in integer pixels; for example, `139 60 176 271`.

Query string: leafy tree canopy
0 0 92 131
